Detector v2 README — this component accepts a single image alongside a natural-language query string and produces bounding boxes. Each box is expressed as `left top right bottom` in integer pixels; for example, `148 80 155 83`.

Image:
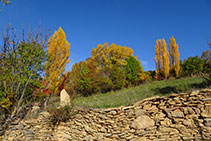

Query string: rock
159 127 179 134
135 109 146 116
104 133 112 137
100 127 107 133
148 105 159 112
84 125 94 133
110 110 117 115
136 136 150 141
1 88 211 141
60 89 70 107
201 105 211 118
143 104 152 110
171 109 184 118
183 119 195 127
160 118 171 126
204 118 211 127
131 115 155 129
183 107 195 115
190 90 200 96
154 112 166 120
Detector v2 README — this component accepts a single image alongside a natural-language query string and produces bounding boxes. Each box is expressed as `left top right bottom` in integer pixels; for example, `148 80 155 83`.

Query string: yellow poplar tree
169 36 180 77
161 39 170 79
154 39 170 79
154 39 162 78
45 27 70 94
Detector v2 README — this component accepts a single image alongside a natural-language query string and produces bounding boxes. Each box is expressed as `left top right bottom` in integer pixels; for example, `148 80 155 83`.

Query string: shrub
47 105 75 127
173 84 189 93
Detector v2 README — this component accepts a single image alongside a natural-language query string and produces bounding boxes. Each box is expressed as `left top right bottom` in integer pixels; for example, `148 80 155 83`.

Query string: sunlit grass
73 77 204 108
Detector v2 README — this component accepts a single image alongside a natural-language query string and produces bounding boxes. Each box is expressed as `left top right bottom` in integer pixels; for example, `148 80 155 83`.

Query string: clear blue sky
1 0 211 71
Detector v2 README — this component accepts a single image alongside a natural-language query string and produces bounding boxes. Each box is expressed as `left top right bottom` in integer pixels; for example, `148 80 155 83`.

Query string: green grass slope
73 77 204 108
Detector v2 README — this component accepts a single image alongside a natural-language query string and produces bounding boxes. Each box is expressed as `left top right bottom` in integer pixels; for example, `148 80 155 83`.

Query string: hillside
1 88 211 140
72 76 204 108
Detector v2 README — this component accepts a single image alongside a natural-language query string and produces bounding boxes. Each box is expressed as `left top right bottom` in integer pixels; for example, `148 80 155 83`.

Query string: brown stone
154 112 166 121
183 107 195 115
131 115 155 129
143 104 152 110
183 119 195 127
60 89 70 107
159 127 179 134
160 118 171 126
201 105 211 118
135 109 146 116
171 109 184 118
148 105 159 112
190 90 200 96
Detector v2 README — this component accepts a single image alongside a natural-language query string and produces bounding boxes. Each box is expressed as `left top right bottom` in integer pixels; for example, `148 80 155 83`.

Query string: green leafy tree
68 61 92 97
203 42 211 87
0 25 50 135
180 56 203 76
124 56 144 86
201 50 211 73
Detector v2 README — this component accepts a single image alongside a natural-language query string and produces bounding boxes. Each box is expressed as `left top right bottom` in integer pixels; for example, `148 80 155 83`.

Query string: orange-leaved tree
169 36 180 77
45 27 70 99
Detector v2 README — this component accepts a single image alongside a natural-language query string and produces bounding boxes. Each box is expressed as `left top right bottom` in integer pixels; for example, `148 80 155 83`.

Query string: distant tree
201 50 211 73
45 27 70 102
180 56 203 76
124 56 144 86
169 36 180 77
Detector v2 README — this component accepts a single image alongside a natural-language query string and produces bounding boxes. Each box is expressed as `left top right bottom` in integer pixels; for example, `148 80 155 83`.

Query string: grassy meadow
70 76 204 109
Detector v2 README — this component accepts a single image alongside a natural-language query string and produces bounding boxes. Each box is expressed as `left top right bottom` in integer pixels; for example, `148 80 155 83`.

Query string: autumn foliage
154 39 170 79
45 27 70 94
66 43 145 96
169 36 180 77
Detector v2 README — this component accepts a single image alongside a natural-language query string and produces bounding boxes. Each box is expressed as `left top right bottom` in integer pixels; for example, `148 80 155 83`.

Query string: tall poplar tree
154 39 162 78
161 39 170 79
154 39 170 79
45 27 70 95
169 36 180 77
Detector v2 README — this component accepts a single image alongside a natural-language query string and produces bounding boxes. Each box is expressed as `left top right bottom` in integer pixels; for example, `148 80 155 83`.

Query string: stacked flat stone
1 89 211 141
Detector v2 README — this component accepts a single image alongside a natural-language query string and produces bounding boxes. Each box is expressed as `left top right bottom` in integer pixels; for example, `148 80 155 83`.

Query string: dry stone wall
1 89 211 141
